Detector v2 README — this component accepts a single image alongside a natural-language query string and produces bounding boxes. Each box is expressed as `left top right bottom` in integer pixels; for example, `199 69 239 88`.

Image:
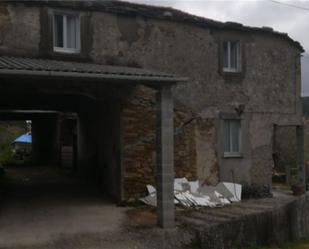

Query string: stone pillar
296 125 306 188
156 85 175 229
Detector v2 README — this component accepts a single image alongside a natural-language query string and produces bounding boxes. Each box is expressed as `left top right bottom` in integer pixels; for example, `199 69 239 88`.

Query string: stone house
0 0 304 227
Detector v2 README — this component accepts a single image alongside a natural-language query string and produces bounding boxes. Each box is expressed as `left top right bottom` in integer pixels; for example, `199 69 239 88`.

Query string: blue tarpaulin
14 133 32 144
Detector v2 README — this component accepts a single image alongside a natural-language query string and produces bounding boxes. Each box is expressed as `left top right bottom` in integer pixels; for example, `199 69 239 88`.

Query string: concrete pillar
156 85 175 229
296 125 306 188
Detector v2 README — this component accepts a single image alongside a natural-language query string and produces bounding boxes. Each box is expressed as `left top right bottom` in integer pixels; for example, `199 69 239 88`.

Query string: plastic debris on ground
140 178 242 208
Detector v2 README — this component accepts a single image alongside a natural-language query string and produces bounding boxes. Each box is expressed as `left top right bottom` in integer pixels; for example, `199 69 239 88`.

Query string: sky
124 0 309 95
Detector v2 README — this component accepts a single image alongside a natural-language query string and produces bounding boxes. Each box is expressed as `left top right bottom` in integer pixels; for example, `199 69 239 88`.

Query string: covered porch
0 56 186 228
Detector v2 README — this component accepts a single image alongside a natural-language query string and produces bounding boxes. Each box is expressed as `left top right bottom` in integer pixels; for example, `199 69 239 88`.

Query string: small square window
224 119 241 156
223 41 241 73
53 13 80 53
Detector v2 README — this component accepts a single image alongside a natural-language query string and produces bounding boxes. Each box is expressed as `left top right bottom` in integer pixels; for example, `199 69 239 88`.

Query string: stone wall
0 3 40 56
123 86 197 197
178 193 309 249
123 86 157 197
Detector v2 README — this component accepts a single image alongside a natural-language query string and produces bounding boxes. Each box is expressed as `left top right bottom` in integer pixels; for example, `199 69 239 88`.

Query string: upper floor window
53 13 80 53
223 41 241 73
224 119 241 156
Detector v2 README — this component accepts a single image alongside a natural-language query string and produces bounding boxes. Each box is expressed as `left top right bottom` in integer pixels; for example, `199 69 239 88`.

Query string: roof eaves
0 68 188 83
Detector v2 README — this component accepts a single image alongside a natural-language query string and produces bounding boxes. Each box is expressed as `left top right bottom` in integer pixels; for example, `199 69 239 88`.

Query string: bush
242 184 273 199
0 146 14 166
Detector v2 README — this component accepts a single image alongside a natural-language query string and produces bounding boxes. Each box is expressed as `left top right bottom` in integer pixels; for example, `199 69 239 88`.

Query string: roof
0 56 186 83
13 133 32 144
5 0 304 52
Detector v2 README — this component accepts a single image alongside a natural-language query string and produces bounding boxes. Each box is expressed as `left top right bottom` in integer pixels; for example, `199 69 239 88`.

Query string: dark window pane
230 42 238 69
224 120 230 152
67 15 77 49
54 14 63 47
223 41 229 68
224 120 241 153
230 120 240 152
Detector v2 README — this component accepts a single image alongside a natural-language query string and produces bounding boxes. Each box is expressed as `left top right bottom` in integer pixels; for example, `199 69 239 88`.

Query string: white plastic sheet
140 178 242 208
219 182 242 202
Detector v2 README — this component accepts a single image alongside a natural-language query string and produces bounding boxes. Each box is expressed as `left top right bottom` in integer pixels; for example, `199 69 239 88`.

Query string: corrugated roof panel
0 56 184 82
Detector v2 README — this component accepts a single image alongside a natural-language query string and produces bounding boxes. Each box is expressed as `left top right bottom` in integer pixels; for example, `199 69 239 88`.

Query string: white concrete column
156 85 175 228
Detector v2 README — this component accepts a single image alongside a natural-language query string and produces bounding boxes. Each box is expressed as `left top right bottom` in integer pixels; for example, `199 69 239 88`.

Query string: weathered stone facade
123 86 197 197
0 0 304 198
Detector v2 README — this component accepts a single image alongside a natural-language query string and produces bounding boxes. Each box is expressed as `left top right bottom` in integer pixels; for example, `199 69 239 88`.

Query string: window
53 13 80 53
223 41 241 72
224 120 241 156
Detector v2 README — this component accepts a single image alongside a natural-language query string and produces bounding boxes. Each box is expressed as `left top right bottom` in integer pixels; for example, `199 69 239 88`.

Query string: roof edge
4 0 305 52
0 68 188 83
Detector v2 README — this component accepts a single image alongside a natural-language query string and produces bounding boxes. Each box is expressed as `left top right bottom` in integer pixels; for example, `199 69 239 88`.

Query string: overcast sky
125 0 309 95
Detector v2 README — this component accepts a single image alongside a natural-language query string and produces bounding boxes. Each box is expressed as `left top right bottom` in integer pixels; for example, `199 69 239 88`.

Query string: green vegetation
0 121 27 168
0 145 14 167
0 122 26 149
0 121 27 201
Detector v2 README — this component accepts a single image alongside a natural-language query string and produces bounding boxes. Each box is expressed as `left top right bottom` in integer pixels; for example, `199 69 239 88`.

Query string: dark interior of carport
0 56 184 228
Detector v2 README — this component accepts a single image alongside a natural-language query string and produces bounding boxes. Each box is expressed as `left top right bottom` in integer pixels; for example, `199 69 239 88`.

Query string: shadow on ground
0 165 133 249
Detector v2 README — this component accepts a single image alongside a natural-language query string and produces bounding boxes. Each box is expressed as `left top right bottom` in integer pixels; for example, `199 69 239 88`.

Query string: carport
0 56 186 228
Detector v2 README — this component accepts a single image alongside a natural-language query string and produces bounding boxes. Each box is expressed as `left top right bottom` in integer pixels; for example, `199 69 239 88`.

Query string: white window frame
53 12 81 54
224 119 242 157
223 41 241 73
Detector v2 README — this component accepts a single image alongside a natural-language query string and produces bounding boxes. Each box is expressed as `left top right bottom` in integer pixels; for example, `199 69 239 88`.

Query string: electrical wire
268 0 309 11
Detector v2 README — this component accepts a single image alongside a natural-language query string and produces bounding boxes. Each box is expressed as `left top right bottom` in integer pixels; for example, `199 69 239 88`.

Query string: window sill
219 69 245 82
54 47 81 54
222 70 242 76
45 50 90 63
223 68 241 73
223 153 243 158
